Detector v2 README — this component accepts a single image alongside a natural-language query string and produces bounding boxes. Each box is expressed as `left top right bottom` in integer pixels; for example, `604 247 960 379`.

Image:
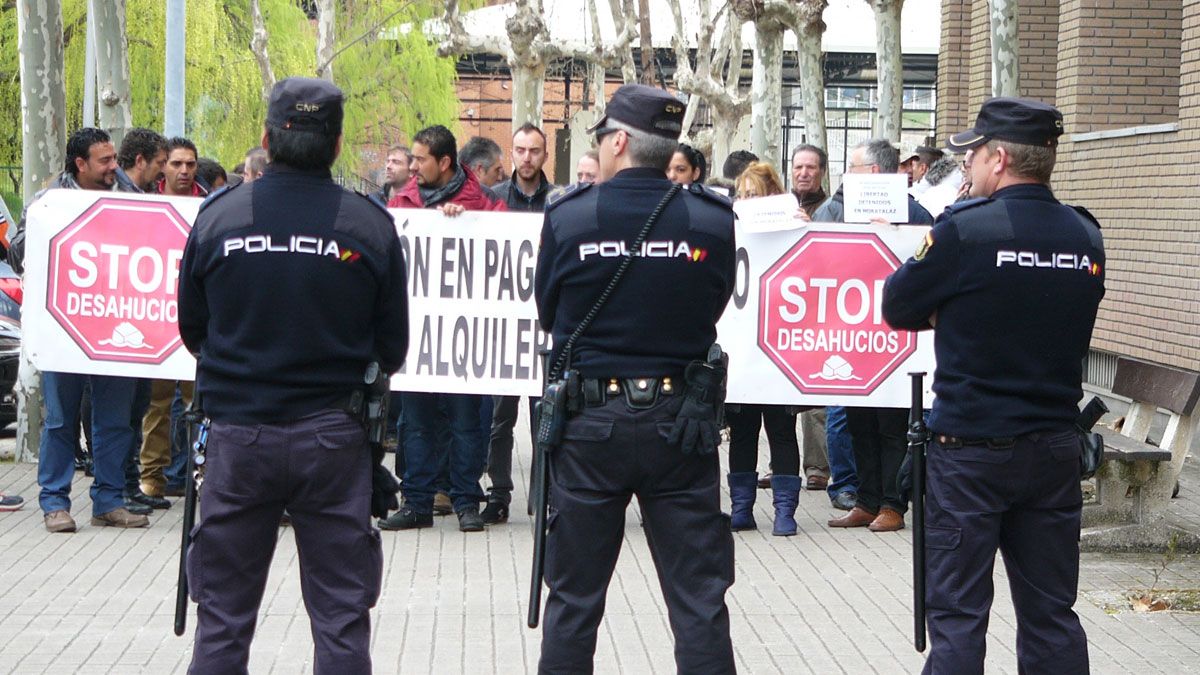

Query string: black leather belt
935 434 1016 449
580 376 681 410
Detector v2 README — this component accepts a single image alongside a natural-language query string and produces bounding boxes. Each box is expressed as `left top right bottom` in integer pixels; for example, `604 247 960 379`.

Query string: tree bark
506 0 549 130
93 0 132 148
16 0 64 461
989 0 1020 97
794 0 829 152
636 0 656 85
316 0 335 81
671 0 749 171
251 0 276 101
607 0 638 84
870 0 903 141
749 20 785 166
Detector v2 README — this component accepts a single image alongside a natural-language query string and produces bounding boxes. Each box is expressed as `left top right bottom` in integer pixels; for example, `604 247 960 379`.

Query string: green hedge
0 191 20 220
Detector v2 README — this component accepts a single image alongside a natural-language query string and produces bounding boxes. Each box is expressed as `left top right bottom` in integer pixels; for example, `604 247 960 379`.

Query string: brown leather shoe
44 510 77 533
828 506 877 528
90 507 150 529
868 507 905 532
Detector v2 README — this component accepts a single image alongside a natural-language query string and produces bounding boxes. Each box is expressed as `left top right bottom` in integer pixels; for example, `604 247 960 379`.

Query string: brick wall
938 0 1199 371
937 1 971 138
1020 0 1059 105
1058 0 1182 131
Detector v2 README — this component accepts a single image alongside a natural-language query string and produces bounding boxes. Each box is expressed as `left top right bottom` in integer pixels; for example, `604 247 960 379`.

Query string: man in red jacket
387 125 505 214
382 124 506 532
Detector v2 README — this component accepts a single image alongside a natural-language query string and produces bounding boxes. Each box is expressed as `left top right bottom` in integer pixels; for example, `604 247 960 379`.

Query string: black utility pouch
1080 432 1103 480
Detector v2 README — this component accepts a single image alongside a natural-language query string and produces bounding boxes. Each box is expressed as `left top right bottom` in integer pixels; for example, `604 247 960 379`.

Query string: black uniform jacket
178 165 409 424
534 167 736 378
882 183 1105 438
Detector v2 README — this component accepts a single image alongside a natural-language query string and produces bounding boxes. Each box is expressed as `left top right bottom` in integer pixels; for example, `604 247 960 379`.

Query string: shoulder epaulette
197 182 239 213
1070 205 1101 229
545 181 593 212
943 196 991 215
355 189 393 218
687 182 733 209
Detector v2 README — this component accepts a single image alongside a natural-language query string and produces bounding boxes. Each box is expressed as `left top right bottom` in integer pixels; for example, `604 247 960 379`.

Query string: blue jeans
39 372 137 516
825 406 858 498
165 386 190 488
400 392 485 513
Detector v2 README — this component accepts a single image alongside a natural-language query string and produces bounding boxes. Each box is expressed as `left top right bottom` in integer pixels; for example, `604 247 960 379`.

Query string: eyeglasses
846 162 877 171
594 127 621 142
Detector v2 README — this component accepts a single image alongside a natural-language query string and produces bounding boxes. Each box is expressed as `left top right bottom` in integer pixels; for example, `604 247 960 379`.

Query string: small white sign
842 173 910 223
732 193 807 233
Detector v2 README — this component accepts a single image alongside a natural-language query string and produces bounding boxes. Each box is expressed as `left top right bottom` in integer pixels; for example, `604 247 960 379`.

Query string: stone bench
1081 357 1200 551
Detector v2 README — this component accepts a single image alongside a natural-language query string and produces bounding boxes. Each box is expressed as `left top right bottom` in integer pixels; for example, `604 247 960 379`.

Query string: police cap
947 97 1063 151
588 84 685 139
266 77 344 135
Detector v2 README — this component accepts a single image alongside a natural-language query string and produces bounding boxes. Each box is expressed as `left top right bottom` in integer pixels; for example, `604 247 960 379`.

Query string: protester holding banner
178 77 408 673
883 97 1103 675
725 162 805 536
534 83 737 673
382 124 505 533
484 123 557 525
9 128 147 533
823 139 934 534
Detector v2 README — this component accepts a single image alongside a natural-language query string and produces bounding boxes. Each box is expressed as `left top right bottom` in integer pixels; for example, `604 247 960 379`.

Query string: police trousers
923 430 1089 675
187 410 382 675
539 395 736 675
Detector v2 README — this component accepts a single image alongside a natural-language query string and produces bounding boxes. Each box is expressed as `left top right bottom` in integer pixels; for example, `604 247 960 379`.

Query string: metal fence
780 107 937 190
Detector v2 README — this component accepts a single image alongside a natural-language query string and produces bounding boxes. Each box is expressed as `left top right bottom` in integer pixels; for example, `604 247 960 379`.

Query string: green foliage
1 1 462 177
328 1 462 174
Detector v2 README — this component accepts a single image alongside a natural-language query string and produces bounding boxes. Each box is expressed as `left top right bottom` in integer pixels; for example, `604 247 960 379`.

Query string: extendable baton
174 393 208 637
908 372 928 652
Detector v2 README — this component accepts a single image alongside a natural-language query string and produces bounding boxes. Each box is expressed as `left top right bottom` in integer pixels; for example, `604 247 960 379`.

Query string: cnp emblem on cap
588 84 686 140
948 97 1063 151
267 77 345 135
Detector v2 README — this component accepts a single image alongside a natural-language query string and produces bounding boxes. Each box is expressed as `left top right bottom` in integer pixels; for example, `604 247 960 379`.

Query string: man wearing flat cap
179 77 408 674
883 97 1104 674
533 83 738 673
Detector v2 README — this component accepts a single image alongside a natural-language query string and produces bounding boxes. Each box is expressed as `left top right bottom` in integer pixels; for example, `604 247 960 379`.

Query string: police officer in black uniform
534 84 737 674
882 97 1105 675
178 78 408 674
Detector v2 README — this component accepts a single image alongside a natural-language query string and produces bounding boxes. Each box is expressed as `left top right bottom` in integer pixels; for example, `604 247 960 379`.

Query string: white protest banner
717 222 936 407
732 193 804 233
390 210 545 396
23 190 201 380
841 173 910 223
22 190 934 406
22 190 548 395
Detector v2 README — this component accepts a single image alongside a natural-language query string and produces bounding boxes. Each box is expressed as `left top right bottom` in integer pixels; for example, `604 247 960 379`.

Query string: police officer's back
883 97 1104 675
533 84 738 674
178 78 407 674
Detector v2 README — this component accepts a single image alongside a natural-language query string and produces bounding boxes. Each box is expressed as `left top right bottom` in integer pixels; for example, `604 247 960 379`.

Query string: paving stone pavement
0 425 1198 674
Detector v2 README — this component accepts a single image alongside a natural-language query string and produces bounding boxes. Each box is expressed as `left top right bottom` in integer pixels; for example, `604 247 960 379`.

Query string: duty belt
935 434 1016 449
579 376 681 411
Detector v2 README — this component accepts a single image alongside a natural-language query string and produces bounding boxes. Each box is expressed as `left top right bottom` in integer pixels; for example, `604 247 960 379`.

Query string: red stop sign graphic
758 231 915 395
46 197 191 364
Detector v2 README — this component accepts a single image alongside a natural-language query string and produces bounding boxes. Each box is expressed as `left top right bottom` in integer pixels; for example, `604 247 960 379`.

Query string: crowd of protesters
0 117 968 539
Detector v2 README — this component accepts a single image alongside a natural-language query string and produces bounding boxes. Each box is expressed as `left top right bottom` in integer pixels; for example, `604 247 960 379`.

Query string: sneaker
379 506 433 530
0 493 24 512
91 507 150 528
44 510 76 533
129 490 171 510
480 500 509 525
457 506 485 532
433 492 453 516
123 500 154 516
